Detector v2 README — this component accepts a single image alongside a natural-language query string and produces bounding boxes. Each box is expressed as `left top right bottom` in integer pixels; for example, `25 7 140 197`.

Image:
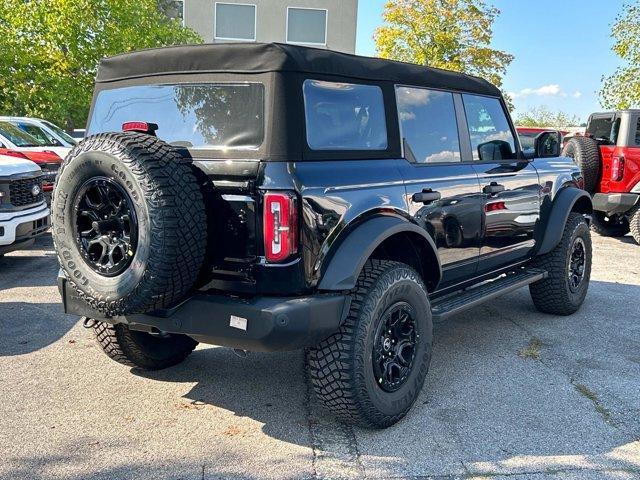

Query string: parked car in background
562 110 640 244
0 148 61 204
1 117 75 158
0 154 50 257
517 127 569 155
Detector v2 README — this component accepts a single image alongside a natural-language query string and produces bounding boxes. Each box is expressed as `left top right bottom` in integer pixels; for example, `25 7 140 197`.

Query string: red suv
562 110 640 244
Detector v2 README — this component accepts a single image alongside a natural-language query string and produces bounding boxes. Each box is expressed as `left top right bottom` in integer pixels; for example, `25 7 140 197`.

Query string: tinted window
287 8 327 45
303 80 388 151
635 118 640 146
463 95 516 161
587 116 616 143
396 87 460 163
88 83 264 150
518 132 536 152
215 3 256 40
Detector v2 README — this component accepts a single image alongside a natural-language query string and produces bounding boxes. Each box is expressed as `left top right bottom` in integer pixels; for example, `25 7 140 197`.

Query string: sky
355 0 627 123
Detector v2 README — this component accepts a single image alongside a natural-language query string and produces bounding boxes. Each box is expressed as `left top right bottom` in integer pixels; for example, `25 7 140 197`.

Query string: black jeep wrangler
53 43 592 428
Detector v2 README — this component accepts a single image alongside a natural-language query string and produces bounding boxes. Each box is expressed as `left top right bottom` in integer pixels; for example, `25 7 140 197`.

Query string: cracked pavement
0 234 639 479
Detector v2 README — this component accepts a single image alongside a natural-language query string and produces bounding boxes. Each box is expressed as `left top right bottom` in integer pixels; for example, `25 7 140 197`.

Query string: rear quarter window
303 80 388 151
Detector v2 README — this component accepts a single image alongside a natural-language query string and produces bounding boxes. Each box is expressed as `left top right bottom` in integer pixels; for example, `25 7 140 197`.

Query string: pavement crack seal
303 354 365 480
571 380 615 426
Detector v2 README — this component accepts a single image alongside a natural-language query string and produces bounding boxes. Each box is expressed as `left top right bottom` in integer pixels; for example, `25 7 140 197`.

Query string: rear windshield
88 83 265 150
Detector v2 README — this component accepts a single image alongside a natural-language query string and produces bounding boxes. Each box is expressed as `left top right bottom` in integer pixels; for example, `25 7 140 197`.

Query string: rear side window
88 83 264 150
396 86 460 163
634 117 640 146
462 94 517 161
587 115 616 144
303 80 388 151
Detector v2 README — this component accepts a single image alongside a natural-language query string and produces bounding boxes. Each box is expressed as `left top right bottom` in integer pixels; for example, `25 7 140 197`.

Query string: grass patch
518 337 543 360
573 382 612 423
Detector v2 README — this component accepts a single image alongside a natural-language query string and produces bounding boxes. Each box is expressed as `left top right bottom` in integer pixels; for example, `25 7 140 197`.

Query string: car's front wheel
307 260 432 428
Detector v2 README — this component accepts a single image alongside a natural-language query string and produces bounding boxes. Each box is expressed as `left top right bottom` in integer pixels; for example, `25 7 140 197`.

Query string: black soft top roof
96 43 501 97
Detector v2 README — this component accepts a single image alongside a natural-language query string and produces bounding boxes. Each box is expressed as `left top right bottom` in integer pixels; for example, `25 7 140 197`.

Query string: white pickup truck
0 154 50 256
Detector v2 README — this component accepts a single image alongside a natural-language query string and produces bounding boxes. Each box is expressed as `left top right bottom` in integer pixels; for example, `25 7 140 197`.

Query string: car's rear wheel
52 132 206 316
562 137 601 194
307 260 432 428
529 213 592 315
93 321 197 370
591 212 630 237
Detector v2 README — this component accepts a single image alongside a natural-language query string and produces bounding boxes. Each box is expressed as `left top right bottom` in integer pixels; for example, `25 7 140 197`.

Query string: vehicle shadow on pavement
0 234 58 289
0 302 75 356
132 347 312 446
129 280 640 476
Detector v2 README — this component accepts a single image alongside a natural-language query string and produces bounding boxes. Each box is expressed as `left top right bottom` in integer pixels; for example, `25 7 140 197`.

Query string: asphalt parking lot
1 234 639 480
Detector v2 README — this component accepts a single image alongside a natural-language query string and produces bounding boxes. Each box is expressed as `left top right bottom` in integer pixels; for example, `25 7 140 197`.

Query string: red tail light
263 192 298 263
484 201 506 212
611 155 624 181
122 121 158 135
2 150 28 159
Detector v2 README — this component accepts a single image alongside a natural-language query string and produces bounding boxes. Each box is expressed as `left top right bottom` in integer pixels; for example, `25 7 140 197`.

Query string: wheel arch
537 187 593 255
317 215 442 292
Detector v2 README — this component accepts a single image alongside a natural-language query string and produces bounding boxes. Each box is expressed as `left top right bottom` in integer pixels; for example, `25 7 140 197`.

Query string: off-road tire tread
52 132 206 316
307 259 428 428
629 204 640 245
529 213 591 315
562 137 601 194
93 321 197 370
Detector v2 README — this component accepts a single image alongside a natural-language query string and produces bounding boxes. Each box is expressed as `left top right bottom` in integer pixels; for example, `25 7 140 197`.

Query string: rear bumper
59 275 349 352
592 193 639 215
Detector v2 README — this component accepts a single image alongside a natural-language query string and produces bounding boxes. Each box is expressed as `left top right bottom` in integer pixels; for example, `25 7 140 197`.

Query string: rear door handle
412 189 441 204
483 182 505 195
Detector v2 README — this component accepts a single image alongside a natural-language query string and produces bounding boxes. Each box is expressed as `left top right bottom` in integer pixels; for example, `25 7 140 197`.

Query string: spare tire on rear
51 132 206 316
561 136 601 193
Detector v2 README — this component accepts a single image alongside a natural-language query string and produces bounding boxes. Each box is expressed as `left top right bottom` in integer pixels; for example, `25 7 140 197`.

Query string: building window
215 3 257 41
162 0 184 24
287 7 327 46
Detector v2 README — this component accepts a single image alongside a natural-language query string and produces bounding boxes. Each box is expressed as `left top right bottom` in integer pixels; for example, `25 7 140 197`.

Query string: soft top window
88 83 264 150
303 80 388 151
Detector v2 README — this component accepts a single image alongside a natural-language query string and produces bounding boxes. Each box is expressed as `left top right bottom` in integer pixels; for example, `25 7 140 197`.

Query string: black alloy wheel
372 301 418 392
73 177 138 277
568 237 586 293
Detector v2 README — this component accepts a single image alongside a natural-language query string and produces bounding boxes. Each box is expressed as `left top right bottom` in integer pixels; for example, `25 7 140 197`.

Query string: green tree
0 0 201 130
514 106 581 128
374 0 513 94
600 1 640 109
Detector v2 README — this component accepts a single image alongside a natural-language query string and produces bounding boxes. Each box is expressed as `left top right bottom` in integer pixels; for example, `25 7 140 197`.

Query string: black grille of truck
9 176 44 207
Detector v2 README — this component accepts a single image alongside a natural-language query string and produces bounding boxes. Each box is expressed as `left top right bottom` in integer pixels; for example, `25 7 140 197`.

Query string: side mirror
534 130 561 158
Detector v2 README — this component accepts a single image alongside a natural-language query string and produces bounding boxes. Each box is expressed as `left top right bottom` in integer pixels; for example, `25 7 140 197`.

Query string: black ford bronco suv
53 43 593 428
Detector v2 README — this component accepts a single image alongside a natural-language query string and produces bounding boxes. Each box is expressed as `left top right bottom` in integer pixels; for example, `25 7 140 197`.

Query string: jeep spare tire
561 137 601 193
52 132 206 316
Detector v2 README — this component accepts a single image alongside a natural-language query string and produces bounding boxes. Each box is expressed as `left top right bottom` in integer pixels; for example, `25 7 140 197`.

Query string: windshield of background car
88 83 265 150
43 121 77 145
0 121 47 147
14 122 62 146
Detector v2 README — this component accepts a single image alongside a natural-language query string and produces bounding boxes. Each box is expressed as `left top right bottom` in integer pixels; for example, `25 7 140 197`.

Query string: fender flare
537 187 592 255
318 215 442 291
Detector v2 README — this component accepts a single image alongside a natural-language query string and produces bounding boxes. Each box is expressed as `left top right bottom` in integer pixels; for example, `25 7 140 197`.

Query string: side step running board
431 269 547 322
